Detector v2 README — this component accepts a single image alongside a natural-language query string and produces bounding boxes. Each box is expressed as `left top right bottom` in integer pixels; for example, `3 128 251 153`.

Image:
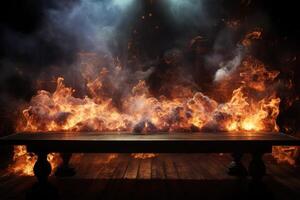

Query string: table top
0 131 299 142
0 132 299 153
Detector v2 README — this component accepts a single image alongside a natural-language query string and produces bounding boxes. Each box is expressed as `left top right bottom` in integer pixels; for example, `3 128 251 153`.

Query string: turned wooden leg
27 152 59 200
55 153 76 177
33 152 52 184
228 152 248 176
249 152 266 182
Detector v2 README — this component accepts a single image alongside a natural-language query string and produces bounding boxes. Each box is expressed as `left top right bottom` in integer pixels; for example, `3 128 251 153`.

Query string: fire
131 153 157 159
10 30 296 175
222 87 280 132
273 146 299 165
10 146 35 175
242 30 262 47
10 146 61 176
17 57 280 133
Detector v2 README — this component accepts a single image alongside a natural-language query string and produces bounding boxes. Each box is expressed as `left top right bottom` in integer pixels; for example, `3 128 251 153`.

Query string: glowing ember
131 153 157 159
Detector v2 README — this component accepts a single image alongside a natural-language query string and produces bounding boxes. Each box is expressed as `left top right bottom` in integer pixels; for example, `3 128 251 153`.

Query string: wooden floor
0 153 299 200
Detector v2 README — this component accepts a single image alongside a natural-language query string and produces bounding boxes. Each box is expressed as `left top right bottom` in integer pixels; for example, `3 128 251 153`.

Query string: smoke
0 0 141 90
160 0 220 31
46 0 139 54
162 0 203 26
213 47 243 82
0 0 140 63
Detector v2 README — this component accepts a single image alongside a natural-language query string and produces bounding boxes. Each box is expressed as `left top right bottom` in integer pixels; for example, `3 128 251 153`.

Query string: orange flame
10 30 297 175
18 57 280 133
10 146 61 176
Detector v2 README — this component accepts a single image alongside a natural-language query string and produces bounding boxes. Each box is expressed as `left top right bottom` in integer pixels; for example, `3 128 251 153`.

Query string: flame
10 30 297 175
10 146 61 176
242 30 262 47
17 57 280 133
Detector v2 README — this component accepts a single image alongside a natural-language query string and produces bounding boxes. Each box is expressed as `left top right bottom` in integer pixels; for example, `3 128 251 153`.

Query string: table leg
27 152 59 200
228 152 248 176
55 153 76 177
33 152 52 183
249 152 266 182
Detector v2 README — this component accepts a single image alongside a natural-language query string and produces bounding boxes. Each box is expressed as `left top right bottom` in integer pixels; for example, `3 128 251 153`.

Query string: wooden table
0 132 299 185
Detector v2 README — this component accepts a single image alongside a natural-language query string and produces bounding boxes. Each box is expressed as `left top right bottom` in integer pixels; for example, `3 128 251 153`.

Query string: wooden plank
75 154 99 178
163 156 178 179
100 154 131 200
211 154 235 180
87 163 113 199
110 155 140 199
185 154 206 180
124 158 140 179
151 155 166 179
112 154 130 179
173 154 196 180
163 155 186 199
138 158 152 179
97 154 120 179
201 154 227 180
